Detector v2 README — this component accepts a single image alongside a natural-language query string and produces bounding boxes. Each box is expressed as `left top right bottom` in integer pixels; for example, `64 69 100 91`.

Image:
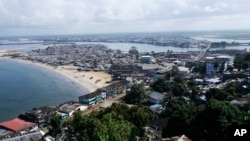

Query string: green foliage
205 88 231 101
48 113 62 139
234 55 244 71
151 78 170 92
242 62 249 70
162 98 197 138
192 62 206 74
170 65 180 77
64 104 155 141
161 98 250 141
129 46 139 55
172 82 186 96
124 83 146 104
194 100 243 141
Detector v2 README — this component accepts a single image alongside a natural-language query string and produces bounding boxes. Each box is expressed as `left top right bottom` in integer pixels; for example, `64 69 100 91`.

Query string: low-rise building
58 102 88 118
148 91 166 104
140 55 155 64
18 106 57 123
0 118 38 138
79 91 106 105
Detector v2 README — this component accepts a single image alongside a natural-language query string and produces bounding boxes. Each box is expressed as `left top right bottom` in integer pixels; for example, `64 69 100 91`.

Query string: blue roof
150 104 162 109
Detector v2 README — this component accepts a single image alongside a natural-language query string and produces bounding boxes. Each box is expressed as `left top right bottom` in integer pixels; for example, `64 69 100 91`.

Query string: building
110 64 143 80
150 104 163 112
169 52 193 60
178 66 190 76
58 102 88 118
98 80 130 97
140 55 155 64
3 131 43 141
205 78 221 85
0 118 38 138
79 91 106 105
18 106 57 123
79 80 130 105
148 91 166 104
206 55 233 75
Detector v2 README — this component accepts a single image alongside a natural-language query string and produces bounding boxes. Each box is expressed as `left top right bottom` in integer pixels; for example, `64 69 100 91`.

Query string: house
230 94 250 107
150 104 163 113
0 118 37 138
148 91 166 104
145 117 169 139
18 106 57 123
205 78 221 85
159 135 192 141
194 79 203 85
58 101 88 118
3 131 43 141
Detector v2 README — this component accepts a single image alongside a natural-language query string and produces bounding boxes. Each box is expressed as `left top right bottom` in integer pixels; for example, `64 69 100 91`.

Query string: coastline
0 49 112 95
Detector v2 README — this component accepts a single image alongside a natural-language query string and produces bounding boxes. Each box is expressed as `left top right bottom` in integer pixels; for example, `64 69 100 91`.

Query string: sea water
0 59 88 122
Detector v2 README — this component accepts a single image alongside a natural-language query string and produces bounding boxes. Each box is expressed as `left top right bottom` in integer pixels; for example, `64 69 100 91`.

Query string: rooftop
148 91 166 100
0 118 36 133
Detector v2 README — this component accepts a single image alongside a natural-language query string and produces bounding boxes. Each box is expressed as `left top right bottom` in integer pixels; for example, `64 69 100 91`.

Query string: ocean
0 59 88 122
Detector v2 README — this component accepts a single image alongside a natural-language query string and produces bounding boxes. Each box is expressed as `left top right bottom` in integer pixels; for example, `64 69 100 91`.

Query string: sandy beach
0 49 112 94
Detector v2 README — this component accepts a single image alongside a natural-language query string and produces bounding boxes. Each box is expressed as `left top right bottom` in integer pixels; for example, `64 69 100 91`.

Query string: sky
0 0 250 36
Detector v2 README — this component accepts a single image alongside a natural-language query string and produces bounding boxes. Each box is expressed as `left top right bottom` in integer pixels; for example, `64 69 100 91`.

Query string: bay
0 59 88 122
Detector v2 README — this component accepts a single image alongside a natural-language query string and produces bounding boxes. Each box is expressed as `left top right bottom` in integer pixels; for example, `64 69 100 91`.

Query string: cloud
0 0 249 36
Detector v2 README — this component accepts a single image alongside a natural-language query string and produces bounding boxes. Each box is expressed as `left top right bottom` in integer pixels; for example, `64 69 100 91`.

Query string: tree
64 110 134 141
48 113 62 140
162 98 197 138
234 55 244 71
193 100 244 141
129 46 139 60
151 78 170 92
124 83 146 104
129 46 139 55
192 62 206 74
172 82 186 96
129 106 155 136
242 62 249 70
205 88 231 101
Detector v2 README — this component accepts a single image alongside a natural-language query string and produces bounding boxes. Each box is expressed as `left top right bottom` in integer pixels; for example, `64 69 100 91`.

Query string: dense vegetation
50 104 156 141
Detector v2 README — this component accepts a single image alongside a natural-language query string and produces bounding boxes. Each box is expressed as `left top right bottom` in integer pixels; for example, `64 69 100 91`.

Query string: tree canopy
64 104 156 141
124 83 146 104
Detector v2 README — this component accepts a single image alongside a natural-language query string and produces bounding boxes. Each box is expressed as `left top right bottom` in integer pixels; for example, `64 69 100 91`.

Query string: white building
140 56 155 64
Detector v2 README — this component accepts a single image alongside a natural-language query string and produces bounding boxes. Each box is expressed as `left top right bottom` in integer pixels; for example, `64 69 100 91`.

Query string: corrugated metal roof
0 118 36 132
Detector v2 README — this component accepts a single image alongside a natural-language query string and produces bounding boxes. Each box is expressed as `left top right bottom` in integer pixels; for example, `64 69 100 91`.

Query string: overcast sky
0 0 250 36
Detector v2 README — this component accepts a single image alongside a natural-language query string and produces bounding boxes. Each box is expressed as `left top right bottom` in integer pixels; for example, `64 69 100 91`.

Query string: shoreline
0 49 112 96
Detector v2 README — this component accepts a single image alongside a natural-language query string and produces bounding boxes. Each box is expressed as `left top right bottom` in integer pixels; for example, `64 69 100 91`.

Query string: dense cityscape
0 0 250 141
0 32 249 140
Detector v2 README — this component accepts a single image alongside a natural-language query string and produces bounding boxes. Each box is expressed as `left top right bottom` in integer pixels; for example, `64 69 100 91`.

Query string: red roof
0 118 36 132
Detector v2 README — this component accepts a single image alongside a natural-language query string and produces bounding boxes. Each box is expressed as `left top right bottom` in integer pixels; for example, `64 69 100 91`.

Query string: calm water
0 59 88 122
